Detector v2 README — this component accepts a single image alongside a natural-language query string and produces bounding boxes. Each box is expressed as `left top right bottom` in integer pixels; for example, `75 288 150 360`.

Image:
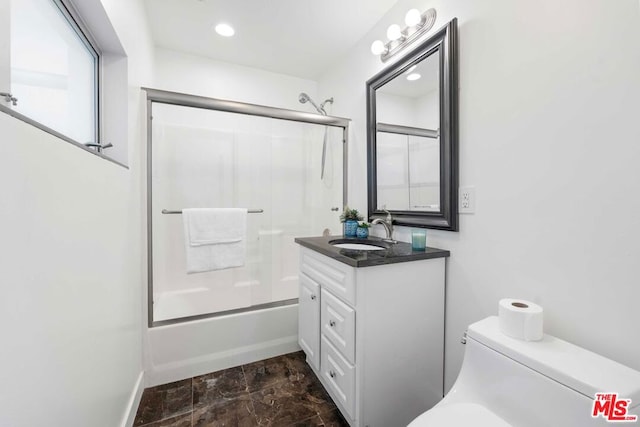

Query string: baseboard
146 335 300 387
121 371 145 427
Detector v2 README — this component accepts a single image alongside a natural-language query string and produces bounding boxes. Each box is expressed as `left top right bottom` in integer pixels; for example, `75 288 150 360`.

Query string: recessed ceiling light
407 73 421 81
215 23 235 37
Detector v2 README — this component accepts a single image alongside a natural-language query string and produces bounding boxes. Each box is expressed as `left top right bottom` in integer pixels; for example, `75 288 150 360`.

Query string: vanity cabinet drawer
321 288 356 364
321 335 356 420
300 248 355 305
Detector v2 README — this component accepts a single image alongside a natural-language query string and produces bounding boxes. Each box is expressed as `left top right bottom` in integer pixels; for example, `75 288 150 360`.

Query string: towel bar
162 209 264 214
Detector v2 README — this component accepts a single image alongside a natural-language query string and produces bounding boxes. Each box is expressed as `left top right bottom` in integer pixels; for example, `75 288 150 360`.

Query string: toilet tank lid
467 316 640 407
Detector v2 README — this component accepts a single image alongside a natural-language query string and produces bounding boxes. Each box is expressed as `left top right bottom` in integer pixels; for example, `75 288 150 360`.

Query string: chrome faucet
371 207 395 242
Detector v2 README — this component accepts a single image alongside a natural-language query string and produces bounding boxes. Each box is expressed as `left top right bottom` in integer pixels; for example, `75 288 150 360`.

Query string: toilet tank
446 316 640 427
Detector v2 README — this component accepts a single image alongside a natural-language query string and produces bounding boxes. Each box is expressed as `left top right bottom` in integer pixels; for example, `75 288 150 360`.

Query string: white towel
182 208 247 273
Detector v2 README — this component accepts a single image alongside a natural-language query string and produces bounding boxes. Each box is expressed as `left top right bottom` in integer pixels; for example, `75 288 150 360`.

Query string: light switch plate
459 186 475 214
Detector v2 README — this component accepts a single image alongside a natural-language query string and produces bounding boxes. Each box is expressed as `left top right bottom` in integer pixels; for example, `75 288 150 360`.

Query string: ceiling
143 0 400 80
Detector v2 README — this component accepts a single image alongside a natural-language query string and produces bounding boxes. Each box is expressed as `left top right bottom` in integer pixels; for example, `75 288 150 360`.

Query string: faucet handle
382 205 392 223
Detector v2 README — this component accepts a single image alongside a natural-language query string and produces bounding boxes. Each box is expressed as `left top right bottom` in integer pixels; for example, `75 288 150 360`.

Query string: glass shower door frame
144 87 350 327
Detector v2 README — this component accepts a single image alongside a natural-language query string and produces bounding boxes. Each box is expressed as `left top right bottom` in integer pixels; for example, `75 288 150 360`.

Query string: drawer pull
329 370 336 378
311 294 317 300
329 320 336 327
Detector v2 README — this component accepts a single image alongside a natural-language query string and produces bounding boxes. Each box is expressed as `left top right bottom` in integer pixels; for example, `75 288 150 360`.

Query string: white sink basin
332 243 385 251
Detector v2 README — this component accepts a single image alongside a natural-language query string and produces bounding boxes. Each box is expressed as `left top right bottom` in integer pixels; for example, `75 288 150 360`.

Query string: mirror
367 18 458 231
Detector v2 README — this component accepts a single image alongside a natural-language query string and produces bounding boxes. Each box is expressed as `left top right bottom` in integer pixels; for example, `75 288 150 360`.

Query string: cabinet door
321 288 356 364
298 273 320 370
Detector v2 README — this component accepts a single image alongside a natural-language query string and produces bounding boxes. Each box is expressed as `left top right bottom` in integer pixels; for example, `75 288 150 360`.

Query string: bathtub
144 302 299 386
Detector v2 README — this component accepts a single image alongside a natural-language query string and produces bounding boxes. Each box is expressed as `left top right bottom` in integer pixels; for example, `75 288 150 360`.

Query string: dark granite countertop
294 235 450 268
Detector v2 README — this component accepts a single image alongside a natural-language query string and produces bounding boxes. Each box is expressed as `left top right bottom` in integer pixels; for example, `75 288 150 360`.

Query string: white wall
0 0 154 426
318 0 640 392
155 47 319 110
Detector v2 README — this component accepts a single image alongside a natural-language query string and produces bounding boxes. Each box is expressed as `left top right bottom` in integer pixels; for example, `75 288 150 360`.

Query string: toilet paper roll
498 298 544 341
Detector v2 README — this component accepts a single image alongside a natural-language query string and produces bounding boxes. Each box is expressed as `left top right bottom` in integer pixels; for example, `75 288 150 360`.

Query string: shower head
298 92 327 115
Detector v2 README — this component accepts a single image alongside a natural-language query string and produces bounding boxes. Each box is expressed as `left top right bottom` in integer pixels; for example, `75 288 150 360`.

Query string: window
4 0 99 146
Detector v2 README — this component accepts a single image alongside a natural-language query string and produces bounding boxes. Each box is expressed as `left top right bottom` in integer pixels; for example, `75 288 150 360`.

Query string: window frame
0 0 126 165
51 0 101 146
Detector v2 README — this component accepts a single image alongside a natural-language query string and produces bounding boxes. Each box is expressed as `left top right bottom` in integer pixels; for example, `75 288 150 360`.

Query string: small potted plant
356 222 370 238
340 206 363 237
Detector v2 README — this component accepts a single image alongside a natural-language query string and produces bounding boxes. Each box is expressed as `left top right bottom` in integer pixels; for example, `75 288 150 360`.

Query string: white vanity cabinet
297 245 447 427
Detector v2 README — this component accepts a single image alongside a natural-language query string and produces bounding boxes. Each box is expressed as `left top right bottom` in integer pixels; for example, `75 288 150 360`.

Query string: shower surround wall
150 102 344 322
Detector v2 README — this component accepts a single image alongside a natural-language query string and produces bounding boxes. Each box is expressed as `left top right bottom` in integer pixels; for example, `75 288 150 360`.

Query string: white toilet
409 316 640 426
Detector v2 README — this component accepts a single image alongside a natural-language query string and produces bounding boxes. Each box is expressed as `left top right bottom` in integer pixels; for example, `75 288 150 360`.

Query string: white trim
120 371 145 427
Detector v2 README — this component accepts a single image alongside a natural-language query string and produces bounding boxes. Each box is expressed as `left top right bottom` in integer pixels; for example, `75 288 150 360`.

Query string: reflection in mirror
367 18 458 230
376 131 441 212
376 50 439 129
376 51 440 212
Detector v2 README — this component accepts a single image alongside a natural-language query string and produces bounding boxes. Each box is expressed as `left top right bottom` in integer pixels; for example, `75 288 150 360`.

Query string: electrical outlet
459 186 475 214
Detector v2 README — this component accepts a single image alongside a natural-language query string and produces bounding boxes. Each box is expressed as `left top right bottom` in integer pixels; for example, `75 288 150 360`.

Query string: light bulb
406 73 421 81
371 40 386 55
215 23 235 37
386 24 402 41
405 9 423 27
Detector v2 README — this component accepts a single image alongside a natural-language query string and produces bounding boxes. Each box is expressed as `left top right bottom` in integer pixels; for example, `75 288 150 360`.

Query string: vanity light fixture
386 24 403 41
370 8 437 62
215 23 235 37
371 40 386 55
405 8 423 27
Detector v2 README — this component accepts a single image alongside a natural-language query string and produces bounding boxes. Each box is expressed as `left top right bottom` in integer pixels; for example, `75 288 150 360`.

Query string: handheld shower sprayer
298 92 325 115
298 92 311 104
298 93 333 116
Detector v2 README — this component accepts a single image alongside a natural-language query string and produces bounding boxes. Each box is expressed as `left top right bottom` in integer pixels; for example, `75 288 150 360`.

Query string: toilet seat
408 403 512 427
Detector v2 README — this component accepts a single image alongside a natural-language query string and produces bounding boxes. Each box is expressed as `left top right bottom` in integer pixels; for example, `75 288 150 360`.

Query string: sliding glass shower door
149 99 346 324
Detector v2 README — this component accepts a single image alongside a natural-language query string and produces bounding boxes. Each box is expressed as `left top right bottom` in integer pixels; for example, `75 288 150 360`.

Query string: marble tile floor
134 351 350 427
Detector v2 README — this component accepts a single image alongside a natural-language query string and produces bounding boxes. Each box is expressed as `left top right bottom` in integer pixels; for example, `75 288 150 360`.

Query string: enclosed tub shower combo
144 88 349 384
